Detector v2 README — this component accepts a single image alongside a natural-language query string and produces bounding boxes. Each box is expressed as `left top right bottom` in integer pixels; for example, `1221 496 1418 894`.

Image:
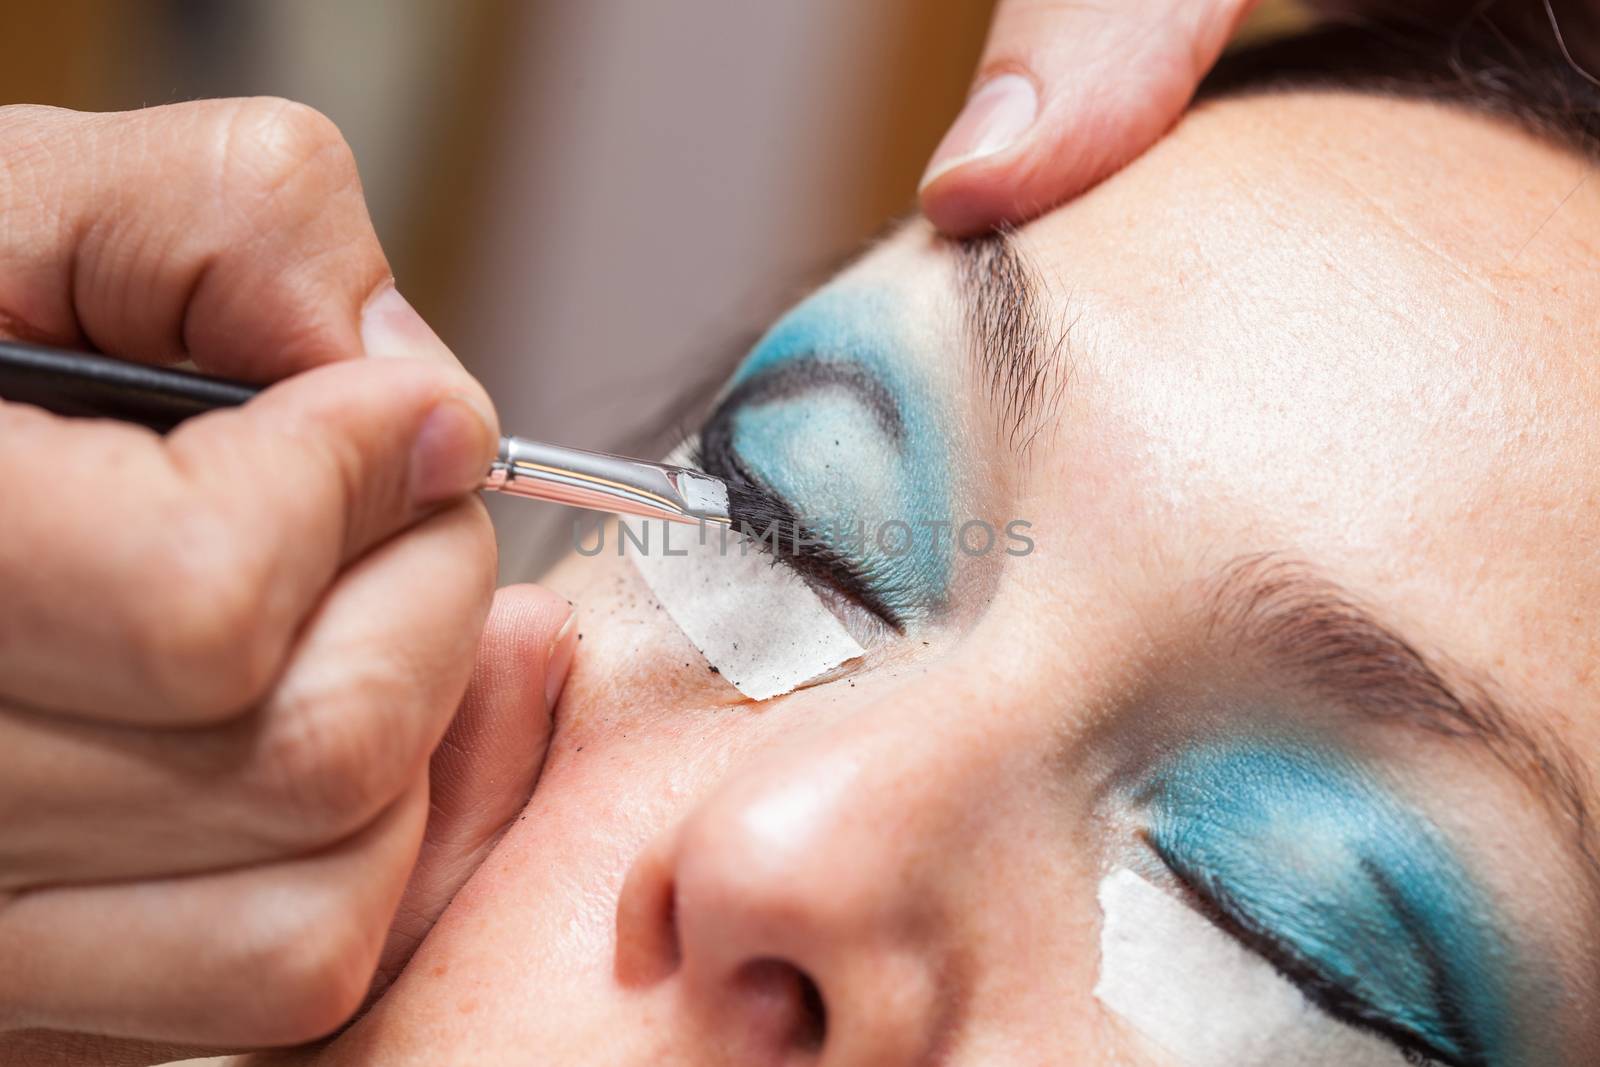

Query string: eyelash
692 409 907 632
1142 832 1473 1067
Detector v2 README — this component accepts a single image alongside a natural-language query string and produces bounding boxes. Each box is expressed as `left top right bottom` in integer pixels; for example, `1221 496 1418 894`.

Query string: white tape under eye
1095 868 1433 1067
624 515 864 700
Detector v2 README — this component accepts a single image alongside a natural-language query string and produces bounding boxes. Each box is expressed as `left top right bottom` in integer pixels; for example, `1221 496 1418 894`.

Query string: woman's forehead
1009 90 1600 429
839 89 1600 734
1031 94 1597 591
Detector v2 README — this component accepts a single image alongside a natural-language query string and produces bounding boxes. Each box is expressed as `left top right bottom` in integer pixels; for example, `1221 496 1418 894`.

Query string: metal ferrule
483 436 731 526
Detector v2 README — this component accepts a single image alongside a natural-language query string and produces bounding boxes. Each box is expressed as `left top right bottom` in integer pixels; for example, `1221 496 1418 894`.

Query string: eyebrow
1204 553 1600 893
954 231 1069 454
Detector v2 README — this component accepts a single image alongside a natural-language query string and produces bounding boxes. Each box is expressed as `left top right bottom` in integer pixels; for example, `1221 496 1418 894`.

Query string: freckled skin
235 91 1600 1066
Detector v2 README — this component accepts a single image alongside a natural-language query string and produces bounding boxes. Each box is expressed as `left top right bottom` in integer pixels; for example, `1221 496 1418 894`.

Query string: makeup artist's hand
0 100 576 1063
919 0 1266 235
922 1 1575 235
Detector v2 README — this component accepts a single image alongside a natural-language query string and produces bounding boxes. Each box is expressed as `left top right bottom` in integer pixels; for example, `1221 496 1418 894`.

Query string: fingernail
920 73 1039 190
545 610 579 710
361 283 459 366
410 394 497 506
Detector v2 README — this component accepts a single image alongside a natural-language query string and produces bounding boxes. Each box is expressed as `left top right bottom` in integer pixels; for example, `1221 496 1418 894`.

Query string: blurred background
0 0 1305 580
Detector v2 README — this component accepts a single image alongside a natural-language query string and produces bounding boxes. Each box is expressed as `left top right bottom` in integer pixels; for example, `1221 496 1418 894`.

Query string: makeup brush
0 340 733 527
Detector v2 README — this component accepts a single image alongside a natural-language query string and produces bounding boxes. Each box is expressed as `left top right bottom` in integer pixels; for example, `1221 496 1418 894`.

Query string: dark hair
1202 2 1600 160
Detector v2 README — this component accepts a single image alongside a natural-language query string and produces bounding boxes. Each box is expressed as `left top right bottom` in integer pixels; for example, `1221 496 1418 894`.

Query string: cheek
539 547 744 738
533 548 861 803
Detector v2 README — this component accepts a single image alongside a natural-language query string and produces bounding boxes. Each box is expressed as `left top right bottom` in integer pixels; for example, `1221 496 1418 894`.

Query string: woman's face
287 89 1600 1064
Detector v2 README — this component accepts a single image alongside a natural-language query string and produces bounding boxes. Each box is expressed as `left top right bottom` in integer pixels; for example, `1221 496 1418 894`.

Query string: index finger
0 353 497 725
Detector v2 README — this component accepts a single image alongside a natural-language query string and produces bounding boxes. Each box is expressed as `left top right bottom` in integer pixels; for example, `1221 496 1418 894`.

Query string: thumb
920 0 1260 236
367 584 579 1001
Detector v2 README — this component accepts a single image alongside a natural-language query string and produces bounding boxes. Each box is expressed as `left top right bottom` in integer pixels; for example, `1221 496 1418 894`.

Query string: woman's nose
615 738 954 1066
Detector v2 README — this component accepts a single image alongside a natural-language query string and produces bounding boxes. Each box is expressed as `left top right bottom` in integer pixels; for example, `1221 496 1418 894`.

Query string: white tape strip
624 516 864 701
1095 868 1420 1067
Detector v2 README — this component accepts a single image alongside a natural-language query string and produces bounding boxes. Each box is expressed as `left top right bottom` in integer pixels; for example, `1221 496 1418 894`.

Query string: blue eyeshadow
720 287 954 620
1145 739 1518 1065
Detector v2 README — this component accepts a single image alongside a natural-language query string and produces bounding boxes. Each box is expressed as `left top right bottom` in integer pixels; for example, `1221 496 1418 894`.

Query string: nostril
662 885 681 967
795 969 827 1051
734 959 828 1055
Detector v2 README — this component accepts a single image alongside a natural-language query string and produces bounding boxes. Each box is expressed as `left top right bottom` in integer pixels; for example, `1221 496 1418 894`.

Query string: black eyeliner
694 361 909 631
1147 836 1477 1067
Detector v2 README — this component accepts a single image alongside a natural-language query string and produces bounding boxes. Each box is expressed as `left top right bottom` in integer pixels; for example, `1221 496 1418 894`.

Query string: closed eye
1147 834 1478 1067
691 420 907 632
1138 739 1511 1067
692 355 920 632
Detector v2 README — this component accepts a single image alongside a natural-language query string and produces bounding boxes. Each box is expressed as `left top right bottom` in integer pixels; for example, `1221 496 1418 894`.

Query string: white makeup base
1095 869 1433 1067
624 516 864 701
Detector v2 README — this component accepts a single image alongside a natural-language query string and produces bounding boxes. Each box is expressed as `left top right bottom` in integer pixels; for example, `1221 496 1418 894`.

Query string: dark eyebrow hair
953 232 1069 455
1205 553 1600 896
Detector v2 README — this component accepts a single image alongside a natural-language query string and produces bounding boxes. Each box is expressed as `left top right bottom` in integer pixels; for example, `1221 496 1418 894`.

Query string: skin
920 0 1261 235
230 87 1600 1065
0 101 575 1064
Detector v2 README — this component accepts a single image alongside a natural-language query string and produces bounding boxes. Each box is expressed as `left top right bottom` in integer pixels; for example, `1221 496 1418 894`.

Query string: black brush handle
0 341 259 433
